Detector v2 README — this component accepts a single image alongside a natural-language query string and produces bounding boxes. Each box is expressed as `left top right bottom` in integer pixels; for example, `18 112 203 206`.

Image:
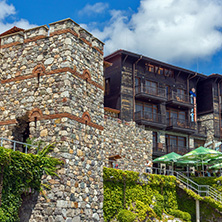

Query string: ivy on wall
0 144 62 221
104 167 222 222
103 167 191 222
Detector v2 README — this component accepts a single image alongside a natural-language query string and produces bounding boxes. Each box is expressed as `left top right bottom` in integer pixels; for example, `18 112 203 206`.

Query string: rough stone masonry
0 18 152 221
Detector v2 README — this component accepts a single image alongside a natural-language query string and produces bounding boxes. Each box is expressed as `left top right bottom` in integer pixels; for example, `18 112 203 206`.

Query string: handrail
152 167 222 203
0 137 37 154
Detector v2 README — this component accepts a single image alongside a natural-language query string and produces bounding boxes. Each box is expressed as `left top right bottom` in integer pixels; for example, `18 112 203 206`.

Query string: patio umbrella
208 163 222 177
209 163 222 170
178 146 222 176
175 159 198 177
206 156 222 165
153 152 182 174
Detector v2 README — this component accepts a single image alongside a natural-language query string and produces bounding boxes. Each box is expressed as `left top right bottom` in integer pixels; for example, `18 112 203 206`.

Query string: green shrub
168 209 191 222
117 209 136 222
0 144 62 220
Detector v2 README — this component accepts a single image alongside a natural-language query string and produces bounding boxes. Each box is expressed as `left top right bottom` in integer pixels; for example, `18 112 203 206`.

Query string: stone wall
0 18 104 222
0 18 154 222
198 114 215 143
103 113 152 172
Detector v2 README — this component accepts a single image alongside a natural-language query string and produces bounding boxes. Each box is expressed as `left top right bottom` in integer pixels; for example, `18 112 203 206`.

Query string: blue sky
1 0 222 75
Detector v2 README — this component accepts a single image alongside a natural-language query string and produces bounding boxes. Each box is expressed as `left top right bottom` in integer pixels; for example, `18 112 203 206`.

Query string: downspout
133 55 142 120
187 72 197 149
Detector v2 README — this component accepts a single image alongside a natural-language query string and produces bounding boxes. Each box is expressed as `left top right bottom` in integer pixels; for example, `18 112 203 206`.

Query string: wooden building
104 50 222 159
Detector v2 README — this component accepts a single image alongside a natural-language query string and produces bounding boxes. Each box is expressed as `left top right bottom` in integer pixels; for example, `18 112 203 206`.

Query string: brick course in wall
0 18 153 221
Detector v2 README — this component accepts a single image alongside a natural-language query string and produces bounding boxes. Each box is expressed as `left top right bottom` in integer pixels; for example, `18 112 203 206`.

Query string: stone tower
0 18 104 221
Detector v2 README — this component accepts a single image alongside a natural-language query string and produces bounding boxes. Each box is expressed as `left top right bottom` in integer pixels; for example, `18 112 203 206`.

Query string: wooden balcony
135 86 167 103
166 117 196 134
135 111 166 129
167 145 190 155
166 92 193 109
153 143 167 156
153 144 190 156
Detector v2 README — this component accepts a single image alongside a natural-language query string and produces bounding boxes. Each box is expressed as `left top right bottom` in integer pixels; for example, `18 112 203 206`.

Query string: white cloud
0 0 15 20
90 0 222 63
79 2 109 15
0 0 35 34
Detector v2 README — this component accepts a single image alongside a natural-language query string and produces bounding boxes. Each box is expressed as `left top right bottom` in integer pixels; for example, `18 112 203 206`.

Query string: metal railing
167 145 190 155
135 85 166 98
167 117 195 130
152 167 222 203
135 111 166 124
168 91 190 103
0 137 37 154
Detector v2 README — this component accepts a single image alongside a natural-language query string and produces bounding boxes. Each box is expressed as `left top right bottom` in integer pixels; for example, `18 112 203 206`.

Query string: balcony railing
167 117 195 130
135 85 166 98
167 145 190 155
168 91 190 103
153 143 166 154
135 111 166 124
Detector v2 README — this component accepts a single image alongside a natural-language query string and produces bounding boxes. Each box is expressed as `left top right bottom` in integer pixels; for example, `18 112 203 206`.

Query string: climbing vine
103 167 191 222
0 144 62 221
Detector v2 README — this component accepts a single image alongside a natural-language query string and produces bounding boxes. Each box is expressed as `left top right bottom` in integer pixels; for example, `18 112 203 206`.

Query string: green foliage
103 167 190 222
168 209 191 222
117 209 136 222
0 144 62 221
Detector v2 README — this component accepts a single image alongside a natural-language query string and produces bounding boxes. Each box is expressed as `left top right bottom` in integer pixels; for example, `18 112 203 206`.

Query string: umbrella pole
172 162 174 175
202 159 204 177
187 164 189 177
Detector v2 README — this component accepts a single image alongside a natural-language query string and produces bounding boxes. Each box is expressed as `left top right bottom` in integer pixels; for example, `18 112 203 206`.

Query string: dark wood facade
104 50 222 156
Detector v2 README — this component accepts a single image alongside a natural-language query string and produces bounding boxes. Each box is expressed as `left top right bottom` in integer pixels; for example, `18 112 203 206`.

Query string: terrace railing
135 111 166 124
135 85 166 98
0 137 37 154
168 91 190 103
152 167 222 203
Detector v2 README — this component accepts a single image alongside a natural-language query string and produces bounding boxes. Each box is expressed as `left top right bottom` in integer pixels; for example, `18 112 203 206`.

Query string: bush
168 209 191 222
117 209 136 222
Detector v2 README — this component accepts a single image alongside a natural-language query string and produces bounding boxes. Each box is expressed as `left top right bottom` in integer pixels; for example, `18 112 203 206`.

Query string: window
105 78 110 96
136 102 158 121
148 65 154 73
153 132 157 148
166 135 186 148
155 66 159 74
135 77 141 93
166 109 187 126
177 89 186 101
159 68 164 75
145 80 157 95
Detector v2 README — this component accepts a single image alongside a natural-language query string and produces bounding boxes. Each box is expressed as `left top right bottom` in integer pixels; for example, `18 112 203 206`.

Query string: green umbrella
207 156 222 165
153 152 182 163
153 152 182 174
209 163 222 170
178 146 222 176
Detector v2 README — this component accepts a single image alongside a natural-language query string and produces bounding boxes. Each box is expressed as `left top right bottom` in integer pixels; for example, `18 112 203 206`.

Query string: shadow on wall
19 191 39 221
12 114 30 152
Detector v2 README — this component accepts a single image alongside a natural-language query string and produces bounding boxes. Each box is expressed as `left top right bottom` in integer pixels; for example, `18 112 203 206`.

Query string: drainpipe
187 72 198 145
133 55 142 120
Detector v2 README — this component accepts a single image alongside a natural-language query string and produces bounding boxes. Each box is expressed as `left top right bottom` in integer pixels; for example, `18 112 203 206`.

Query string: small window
105 78 110 96
155 66 159 73
159 68 164 75
148 65 154 73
